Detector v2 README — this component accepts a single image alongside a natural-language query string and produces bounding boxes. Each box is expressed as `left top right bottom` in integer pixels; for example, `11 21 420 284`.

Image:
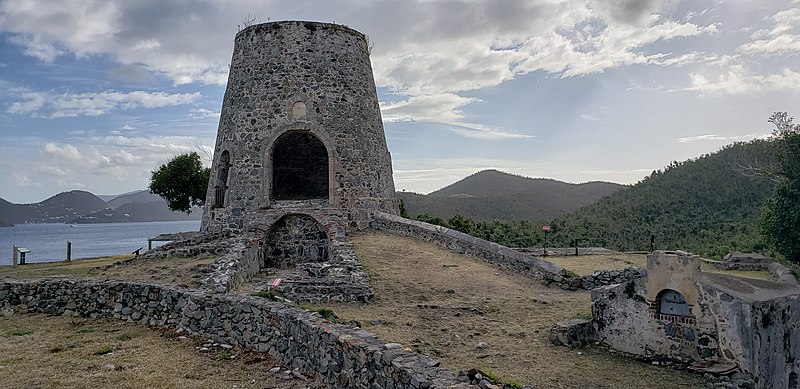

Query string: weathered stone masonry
591 252 800 389
370 212 565 279
0 279 469 389
201 21 398 233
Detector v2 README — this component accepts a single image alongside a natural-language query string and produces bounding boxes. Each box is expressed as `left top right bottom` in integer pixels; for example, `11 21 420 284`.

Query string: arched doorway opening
213 150 230 207
271 132 329 200
656 289 692 316
264 214 329 269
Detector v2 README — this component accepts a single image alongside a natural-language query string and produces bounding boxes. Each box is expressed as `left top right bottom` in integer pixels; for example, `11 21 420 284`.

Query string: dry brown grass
547 254 647 275
0 254 216 288
323 232 709 389
547 253 774 281
0 313 309 388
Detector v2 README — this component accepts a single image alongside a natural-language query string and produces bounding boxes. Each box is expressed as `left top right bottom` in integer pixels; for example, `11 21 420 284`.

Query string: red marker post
542 225 551 257
268 277 283 291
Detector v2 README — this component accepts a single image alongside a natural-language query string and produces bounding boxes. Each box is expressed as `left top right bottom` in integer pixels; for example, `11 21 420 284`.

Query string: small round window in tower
291 101 307 119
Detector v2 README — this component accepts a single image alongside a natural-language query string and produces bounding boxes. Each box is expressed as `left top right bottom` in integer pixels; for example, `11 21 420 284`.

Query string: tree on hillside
760 112 800 262
149 152 211 213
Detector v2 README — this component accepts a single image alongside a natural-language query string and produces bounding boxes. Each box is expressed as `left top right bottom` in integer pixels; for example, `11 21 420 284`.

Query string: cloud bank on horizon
1 0 798 203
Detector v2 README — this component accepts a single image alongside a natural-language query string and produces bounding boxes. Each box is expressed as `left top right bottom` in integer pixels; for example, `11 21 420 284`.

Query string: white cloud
7 34 63 61
738 8 800 56
438 121 533 140
0 0 721 122
686 66 800 95
676 133 770 143
10 173 32 187
189 108 221 120
380 94 531 140
8 90 201 118
43 143 82 160
381 94 478 123
35 164 70 177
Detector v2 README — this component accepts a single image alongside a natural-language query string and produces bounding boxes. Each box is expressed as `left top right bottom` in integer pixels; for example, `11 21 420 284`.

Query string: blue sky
1 0 799 203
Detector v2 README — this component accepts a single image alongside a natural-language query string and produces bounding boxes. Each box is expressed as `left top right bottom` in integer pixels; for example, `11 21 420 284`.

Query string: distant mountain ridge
0 190 201 226
399 169 625 221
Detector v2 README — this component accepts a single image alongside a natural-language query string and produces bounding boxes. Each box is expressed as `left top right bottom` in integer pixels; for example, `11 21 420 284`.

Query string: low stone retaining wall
371 212 565 280
579 268 647 290
0 279 468 389
540 267 646 291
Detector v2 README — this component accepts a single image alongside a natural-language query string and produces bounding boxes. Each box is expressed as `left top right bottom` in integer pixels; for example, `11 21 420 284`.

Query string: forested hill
399 170 624 220
547 139 778 258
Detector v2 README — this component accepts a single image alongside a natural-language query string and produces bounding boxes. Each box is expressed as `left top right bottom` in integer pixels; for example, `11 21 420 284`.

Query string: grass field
0 313 309 388
316 232 710 389
3 233 767 388
0 254 216 288
546 253 774 281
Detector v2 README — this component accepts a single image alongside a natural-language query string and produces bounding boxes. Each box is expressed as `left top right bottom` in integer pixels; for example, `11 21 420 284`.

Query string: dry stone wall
371 212 565 279
0 279 470 389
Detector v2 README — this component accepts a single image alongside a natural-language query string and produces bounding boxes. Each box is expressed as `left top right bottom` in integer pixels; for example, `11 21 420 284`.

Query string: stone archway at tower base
197 203 373 303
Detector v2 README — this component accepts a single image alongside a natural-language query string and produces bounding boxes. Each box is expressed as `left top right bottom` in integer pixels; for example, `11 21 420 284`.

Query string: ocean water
0 220 200 265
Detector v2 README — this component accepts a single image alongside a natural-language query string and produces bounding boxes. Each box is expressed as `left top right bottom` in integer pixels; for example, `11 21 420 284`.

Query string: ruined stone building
592 251 800 389
201 20 399 233
195 21 400 300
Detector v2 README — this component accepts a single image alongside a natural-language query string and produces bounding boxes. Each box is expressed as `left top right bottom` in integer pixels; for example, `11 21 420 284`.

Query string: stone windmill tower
201 21 399 234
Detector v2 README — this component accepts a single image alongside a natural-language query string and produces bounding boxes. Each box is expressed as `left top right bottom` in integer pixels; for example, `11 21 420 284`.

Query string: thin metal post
148 239 152 250
12 245 17 266
543 230 547 257
66 241 72 262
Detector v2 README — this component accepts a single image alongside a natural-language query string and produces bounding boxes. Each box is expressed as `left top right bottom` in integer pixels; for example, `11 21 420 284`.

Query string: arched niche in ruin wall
213 150 231 208
656 289 692 317
263 214 329 269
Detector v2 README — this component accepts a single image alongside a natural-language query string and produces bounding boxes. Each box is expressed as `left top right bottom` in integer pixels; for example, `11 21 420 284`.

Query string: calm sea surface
0 220 200 265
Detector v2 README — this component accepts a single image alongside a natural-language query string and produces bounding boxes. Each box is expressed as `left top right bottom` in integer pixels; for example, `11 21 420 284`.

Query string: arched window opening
214 150 231 207
272 132 328 200
264 214 329 269
658 289 691 316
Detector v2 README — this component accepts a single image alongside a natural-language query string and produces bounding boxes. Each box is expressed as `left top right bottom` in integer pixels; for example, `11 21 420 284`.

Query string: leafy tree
399 198 409 218
149 152 211 213
415 213 447 227
447 213 475 234
760 112 800 262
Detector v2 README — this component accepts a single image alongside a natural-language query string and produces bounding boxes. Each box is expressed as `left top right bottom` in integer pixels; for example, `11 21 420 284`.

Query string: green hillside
399 170 624 221
546 139 778 258
411 139 779 259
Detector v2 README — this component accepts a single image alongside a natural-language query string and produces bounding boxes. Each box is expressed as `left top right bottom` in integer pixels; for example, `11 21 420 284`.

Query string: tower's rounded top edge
235 20 366 39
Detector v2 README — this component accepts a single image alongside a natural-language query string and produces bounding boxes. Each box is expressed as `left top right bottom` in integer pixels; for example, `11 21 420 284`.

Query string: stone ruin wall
591 252 800 389
0 279 469 389
370 212 566 280
201 21 399 233
200 205 373 303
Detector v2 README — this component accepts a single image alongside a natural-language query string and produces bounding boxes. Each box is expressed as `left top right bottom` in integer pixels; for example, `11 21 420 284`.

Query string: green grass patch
9 329 33 336
301 306 340 322
116 333 135 341
93 346 113 355
250 290 280 301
